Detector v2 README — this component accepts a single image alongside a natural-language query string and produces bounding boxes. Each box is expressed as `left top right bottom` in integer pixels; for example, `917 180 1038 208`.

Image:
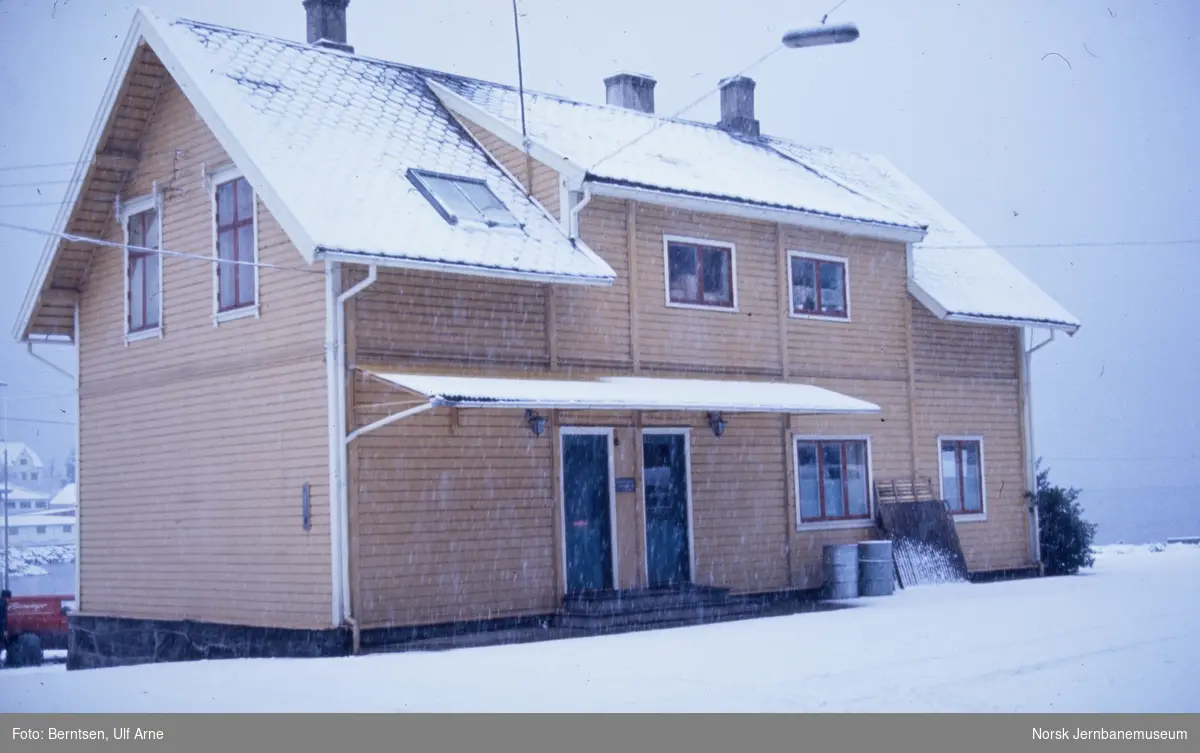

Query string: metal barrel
858 539 895 597
822 543 860 600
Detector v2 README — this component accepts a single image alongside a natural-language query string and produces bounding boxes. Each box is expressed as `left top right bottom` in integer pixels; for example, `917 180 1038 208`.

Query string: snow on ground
2 544 1197 712
6 545 76 577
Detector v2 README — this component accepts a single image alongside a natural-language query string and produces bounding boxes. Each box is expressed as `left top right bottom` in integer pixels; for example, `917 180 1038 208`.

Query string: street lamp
781 22 860 48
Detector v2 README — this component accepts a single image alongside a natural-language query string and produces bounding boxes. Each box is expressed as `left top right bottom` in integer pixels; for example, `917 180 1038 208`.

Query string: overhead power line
1 416 75 427
0 201 69 209
0 160 85 173
2 215 1199 262
0 220 328 277
921 239 1200 250
0 179 77 189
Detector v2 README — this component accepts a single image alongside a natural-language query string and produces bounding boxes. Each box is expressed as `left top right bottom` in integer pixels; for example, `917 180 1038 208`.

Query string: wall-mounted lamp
526 409 548 437
707 411 727 438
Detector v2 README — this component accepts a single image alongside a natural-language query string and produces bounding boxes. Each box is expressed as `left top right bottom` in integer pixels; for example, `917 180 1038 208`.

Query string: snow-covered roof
2 485 51 502
143 13 616 286
768 143 1081 332
368 372 881 415
430 75 1080 333
1 442 44 468
7 511 77 528
48 483 76 508
428 80 921 237
14 8 1078 342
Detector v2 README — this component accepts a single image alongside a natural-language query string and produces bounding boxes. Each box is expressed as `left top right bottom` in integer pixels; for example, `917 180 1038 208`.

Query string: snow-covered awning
365 372 881 414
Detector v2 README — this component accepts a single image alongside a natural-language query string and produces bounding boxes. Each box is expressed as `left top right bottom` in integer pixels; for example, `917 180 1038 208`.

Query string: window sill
213 304 260 325
790 311 851 323
796 518 876 533
455 219 527 236
665 300 739 314
950 512 988 523
124 327 162 345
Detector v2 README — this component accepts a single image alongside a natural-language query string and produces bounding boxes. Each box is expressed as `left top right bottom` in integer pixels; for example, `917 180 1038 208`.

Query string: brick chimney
718 76 759 139
604 72 657 114
303 0 353 53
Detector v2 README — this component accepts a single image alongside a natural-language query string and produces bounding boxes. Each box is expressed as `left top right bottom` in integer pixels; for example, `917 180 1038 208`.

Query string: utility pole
1 380 9 591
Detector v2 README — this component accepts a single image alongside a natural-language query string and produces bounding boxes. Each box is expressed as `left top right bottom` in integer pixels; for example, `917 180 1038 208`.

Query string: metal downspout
568 184 593 240
1023 328 1056 573
333 263 377 636
323 260 344 627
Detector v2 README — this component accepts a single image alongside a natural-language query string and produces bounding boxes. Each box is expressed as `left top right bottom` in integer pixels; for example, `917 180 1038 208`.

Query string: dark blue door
643 432 691 587
562 433 613 593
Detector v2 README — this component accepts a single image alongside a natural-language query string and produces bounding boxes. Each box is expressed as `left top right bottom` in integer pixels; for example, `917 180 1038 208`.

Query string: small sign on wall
615 477 636 493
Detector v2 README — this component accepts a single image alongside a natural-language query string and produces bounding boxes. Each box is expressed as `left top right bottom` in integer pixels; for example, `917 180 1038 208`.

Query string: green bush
1029 462 1096 575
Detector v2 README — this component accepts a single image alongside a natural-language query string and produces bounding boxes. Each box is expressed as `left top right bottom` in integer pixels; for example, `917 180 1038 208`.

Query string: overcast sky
0 0 1197 490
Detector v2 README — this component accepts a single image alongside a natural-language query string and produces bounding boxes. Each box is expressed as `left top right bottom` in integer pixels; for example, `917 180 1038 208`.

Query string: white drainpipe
325 260 377 629
1022 327 1056 572
323 260 343 627
73 303 81 612
568 184 593 241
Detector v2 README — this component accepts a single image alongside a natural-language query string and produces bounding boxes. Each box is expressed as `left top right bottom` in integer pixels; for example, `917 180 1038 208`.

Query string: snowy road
2 544 1197 712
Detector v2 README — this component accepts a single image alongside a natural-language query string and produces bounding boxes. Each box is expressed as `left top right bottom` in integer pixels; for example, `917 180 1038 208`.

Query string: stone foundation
67 614 350 670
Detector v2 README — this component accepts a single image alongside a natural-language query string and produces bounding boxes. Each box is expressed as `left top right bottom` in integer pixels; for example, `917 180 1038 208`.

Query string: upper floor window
408 169 521 229
121 194 163 341
664 237 735 310
18 457 28 466
939 437 985 517
795 438 871 526
789 251 849 319
212 168 258 320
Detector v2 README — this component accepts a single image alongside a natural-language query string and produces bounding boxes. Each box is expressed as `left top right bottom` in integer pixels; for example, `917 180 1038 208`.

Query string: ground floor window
795 438 871 524
939 437 985 515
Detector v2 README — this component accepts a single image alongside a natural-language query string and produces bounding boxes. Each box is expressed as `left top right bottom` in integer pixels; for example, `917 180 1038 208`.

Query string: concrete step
362 626 575 654
557 601 768 632
561 586 732 616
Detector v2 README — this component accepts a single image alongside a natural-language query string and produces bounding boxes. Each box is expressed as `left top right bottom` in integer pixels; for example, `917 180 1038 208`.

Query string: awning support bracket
344 401 436 445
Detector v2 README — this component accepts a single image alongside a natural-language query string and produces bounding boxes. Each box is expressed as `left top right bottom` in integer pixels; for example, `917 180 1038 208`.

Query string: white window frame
787 250 852 322
209 164 260 325
120 191 164 344
406 168 524 231
640 427 696 585
793 434 876 531
937 435 988 522
662 234 739 313
558 426 620 592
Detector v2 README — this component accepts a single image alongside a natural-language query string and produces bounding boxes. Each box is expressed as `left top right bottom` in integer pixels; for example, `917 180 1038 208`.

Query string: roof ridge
170 17 842 146
173 17 578 108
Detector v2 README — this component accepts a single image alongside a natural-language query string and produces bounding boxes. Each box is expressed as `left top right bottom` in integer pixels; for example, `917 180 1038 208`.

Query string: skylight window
408 169 522 229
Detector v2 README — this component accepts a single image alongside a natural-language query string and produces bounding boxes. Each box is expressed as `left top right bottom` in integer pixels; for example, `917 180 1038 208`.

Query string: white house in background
6 510 77 547
2 484 51 512
2 442 45 485
48 483 77 510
